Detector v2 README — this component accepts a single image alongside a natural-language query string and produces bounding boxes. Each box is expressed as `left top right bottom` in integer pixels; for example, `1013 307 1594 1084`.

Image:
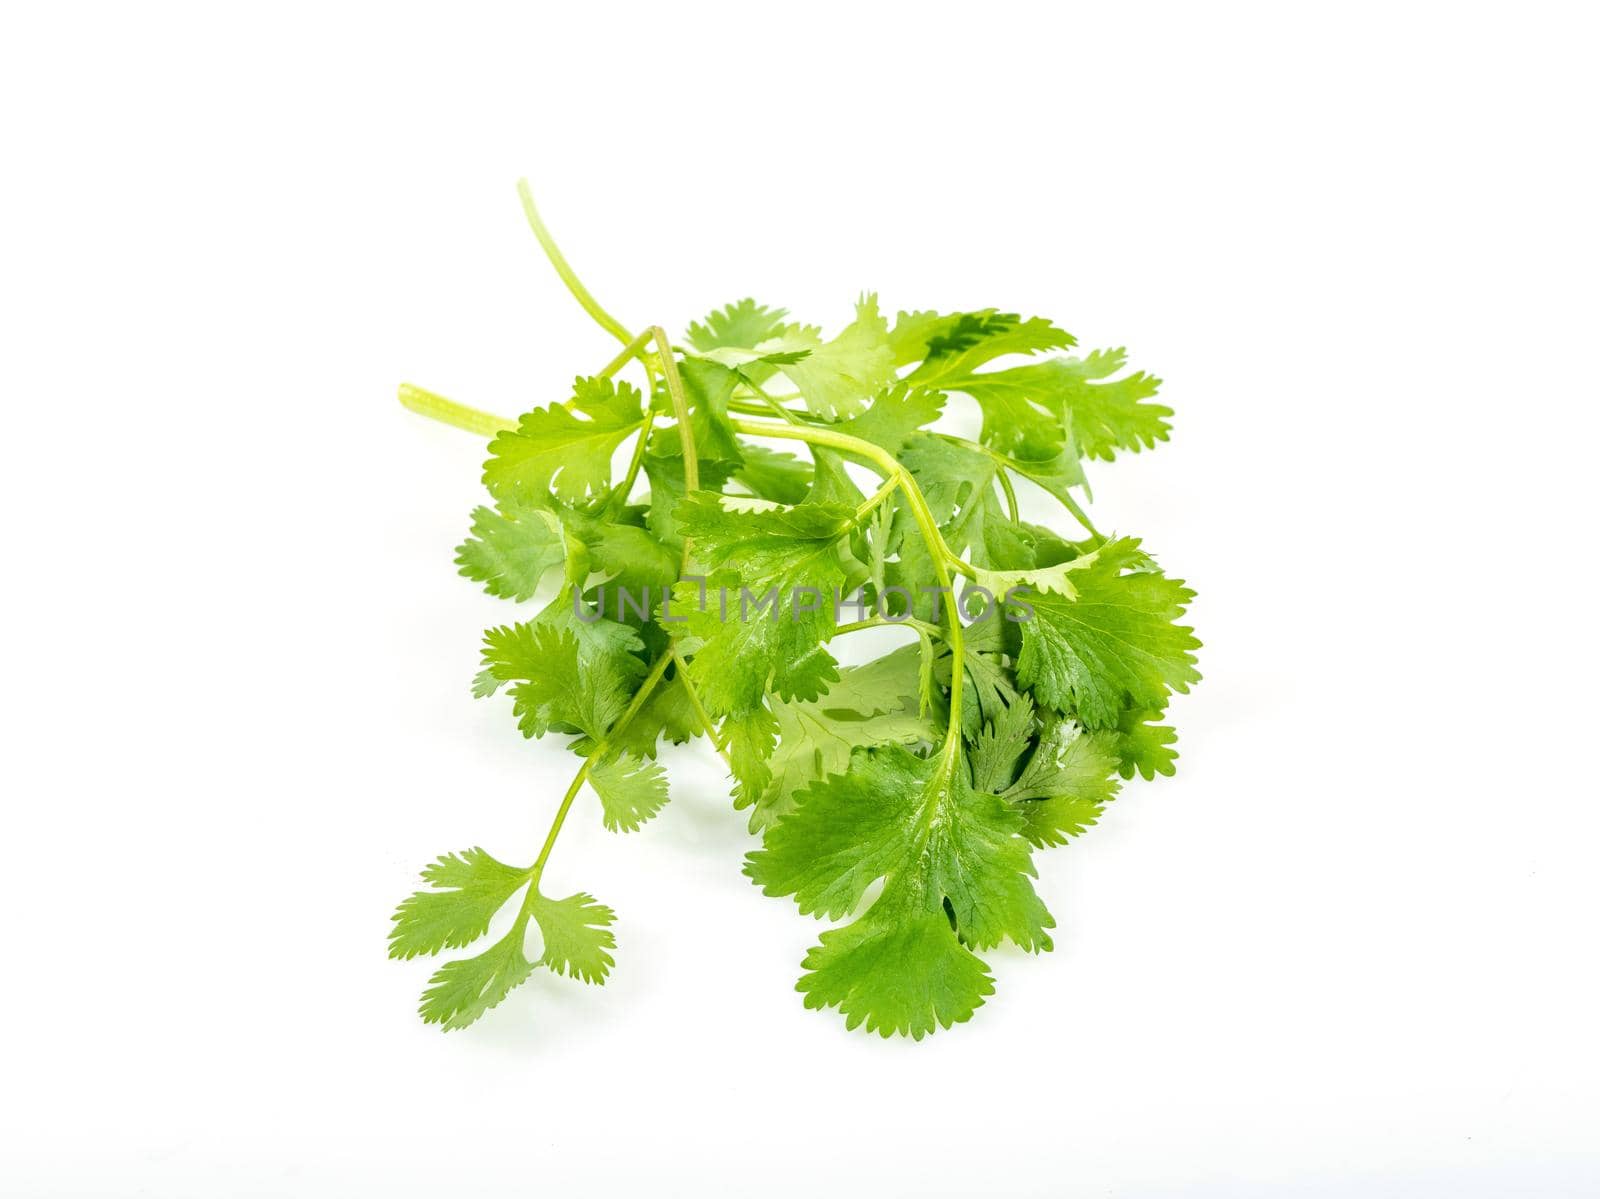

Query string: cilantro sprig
392 180 1200 1039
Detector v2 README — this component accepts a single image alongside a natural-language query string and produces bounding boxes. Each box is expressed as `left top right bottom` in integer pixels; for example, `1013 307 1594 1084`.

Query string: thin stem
997 467 1020 523
526 651 674 886
1056 489 1105 542
734 386 803 404
653 328 698 493
728 397 802 419
599 330 655 379
516 179 634 346
853 476 900 524
730 417 897 475
652 326 700 574
867 502 890 596
402 326 656 444
670 651 729 756
740 378 803 426
398 383 515 437
945 552 979 581
934 431 1104 542
612 409 657 510
833 614 941 639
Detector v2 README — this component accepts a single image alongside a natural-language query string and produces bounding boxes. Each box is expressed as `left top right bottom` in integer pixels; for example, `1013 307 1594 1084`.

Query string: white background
3 3 1596 1195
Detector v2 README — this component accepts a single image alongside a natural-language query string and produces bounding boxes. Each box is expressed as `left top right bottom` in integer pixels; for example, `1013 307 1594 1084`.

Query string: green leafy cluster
393 193 1199 1040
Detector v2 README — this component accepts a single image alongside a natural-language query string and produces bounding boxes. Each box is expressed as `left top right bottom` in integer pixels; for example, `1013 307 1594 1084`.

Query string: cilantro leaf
412 885 617 1030
399 203 1203 1041
733 442 814 504
418 929 536 1031
388 848 529 960
982 701 1124 848
672 357 744 464
1116 708 1180 780
776 294 895 419
479 621 645 741
605 672 701 760
967 696 1038 794
1012 539 1201 728
590 523 679 592
747 744 1053 1038
832 383 947 457
1053 349 1170 460
527 891 617 984
950 351 1172 462
898 433 1006 563
455 503 572 602
903 310 1076 387
668 494 854 714
686 298 792 352
641 449 737 548
739 647 933 830
483 376 645 502
588 751 670 832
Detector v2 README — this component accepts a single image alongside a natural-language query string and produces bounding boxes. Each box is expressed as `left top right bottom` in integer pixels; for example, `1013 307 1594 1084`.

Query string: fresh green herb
392 180 1200 1039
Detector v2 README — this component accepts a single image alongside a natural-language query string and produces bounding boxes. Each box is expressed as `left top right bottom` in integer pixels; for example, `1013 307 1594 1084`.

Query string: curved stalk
612 409 657 511
933 431 1104 542
516 179 635 346
832 614 942 639
730 416 966 754
739 378 804 426
852 476 901 524
599 330 655 378
997 467 1020 523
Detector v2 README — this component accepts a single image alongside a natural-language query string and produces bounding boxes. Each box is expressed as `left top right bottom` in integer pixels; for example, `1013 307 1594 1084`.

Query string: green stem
730 417 965 753
833 614 941 639
740 378 804 426
599 330 656 379
728 397 798 418
525 651 674 890
612 408 657 511
516 179 635 346
997 467 1020 523
935 431 1104 542
1055 489 1105 542
853 476 900 524
670 651 730 756
653 326 700 573
398 384 515 437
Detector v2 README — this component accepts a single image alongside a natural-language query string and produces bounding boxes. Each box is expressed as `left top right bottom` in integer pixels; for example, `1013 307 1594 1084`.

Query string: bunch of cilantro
390 182 1200 1039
